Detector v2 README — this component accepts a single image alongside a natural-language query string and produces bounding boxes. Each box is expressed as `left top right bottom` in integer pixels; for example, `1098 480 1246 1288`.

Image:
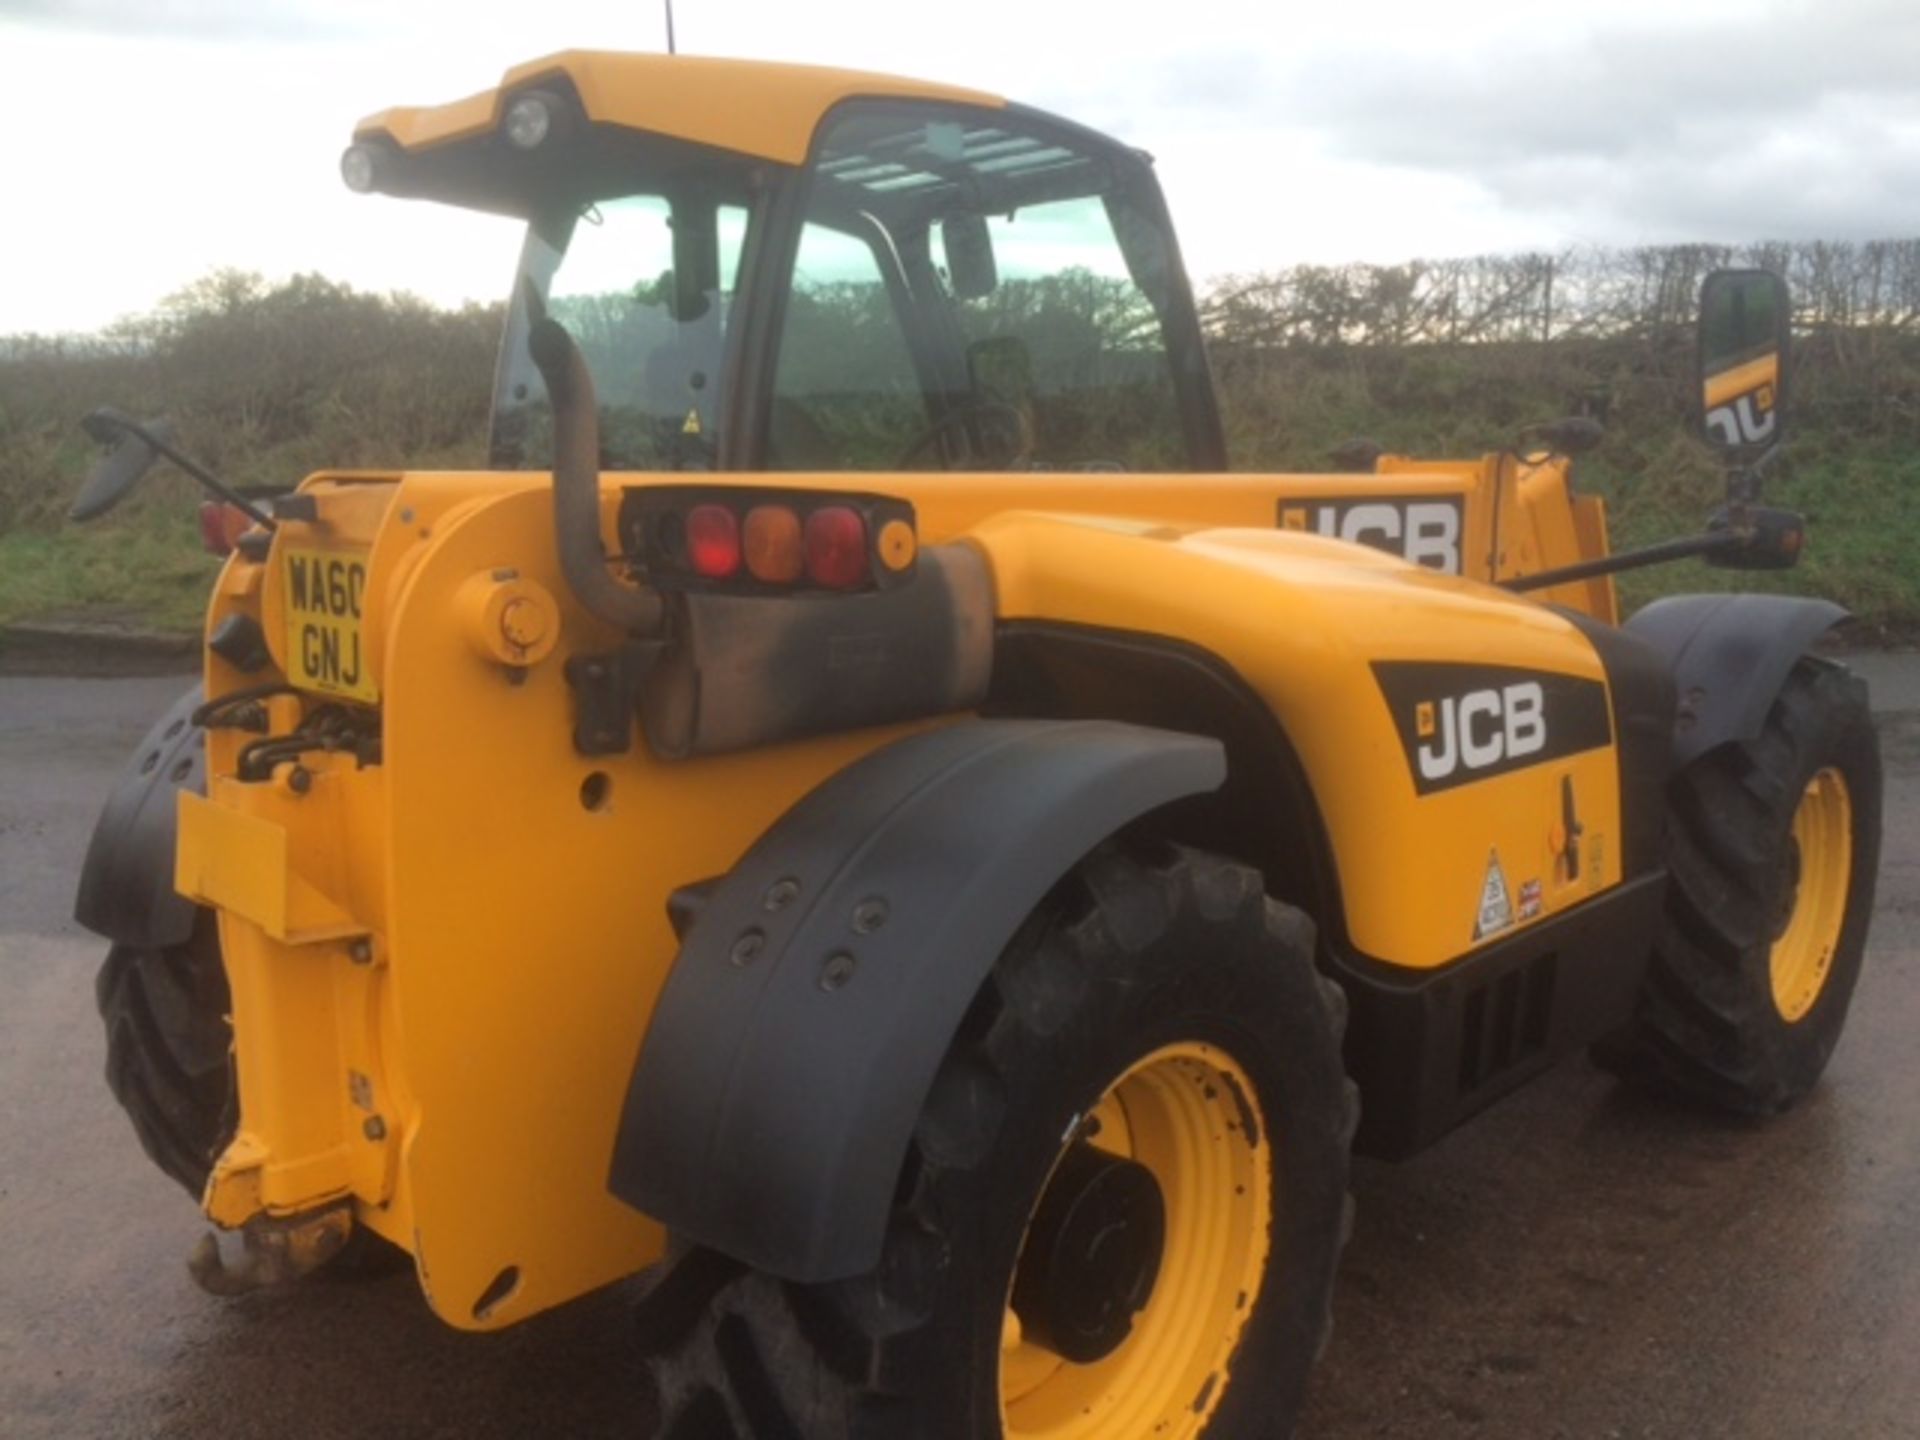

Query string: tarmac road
3 670 1918 1440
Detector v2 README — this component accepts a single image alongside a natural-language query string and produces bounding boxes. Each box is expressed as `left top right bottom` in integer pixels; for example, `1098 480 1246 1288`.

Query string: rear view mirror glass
941 213 998 301
69 411 172 522
1698 269 1790 452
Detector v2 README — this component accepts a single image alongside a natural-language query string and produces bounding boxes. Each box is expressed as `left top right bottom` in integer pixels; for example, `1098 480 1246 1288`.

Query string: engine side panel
970 512 1630 970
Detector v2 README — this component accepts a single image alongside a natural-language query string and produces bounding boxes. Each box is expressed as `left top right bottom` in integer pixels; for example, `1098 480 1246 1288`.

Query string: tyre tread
95 920 232 1197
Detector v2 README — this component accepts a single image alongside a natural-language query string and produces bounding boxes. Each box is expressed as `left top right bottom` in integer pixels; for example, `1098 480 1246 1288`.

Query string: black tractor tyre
97 913 235 1197
1596 657 1881 1114
638 842 1358 1440
96 910 404 1276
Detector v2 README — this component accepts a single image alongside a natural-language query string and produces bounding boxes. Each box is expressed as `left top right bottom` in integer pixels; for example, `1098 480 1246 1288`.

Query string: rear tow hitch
187 1208 353 1295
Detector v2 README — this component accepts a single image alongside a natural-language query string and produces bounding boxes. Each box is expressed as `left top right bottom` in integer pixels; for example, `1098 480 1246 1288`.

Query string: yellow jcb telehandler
71 52 1880 1438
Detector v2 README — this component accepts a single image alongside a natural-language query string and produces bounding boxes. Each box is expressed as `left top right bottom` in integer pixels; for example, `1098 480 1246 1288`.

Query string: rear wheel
639 842 1357 1440
97 915 234 1196
1598 658 1881 1113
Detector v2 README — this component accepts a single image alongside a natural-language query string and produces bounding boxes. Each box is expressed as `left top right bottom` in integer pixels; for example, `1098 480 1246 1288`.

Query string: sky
2 0 1918 335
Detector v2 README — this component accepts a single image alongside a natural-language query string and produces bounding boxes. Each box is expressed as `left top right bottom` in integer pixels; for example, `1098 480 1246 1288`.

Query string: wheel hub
1769 766 1854 1023
1010 1141 1166 1364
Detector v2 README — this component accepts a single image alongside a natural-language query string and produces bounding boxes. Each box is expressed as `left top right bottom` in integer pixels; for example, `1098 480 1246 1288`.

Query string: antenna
664 0 677 53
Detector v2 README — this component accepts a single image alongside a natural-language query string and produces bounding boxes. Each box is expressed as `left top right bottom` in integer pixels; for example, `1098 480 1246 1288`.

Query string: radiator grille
1457 953 1558 1093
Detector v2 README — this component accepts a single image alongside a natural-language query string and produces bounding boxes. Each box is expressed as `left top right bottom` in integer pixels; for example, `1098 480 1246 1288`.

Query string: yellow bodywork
177 456 1620 1329
355 51 1004 165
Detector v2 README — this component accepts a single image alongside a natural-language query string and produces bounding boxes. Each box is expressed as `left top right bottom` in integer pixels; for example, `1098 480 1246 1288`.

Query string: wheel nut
819 952 857 991
763 878 801 912
730 930 766 967
851 898 889 934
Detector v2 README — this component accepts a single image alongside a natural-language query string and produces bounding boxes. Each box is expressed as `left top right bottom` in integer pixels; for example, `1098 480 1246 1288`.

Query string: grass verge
0 509 219 635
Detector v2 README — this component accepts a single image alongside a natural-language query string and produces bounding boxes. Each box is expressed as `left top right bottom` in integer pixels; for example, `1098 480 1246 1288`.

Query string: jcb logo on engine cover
1373 661 1612 795
1278 496 1464 574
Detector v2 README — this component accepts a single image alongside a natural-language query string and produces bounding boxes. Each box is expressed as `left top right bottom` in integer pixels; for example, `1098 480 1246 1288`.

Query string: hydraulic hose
524 304 666 637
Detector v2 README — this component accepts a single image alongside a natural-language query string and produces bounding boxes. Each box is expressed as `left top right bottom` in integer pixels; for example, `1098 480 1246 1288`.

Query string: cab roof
354 51 1006 167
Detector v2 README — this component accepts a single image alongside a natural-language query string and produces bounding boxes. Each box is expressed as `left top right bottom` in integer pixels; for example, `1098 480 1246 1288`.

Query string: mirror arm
108 416 278 530
1727 441 1786 515
1503 531 1744 593
1722 441 1789 538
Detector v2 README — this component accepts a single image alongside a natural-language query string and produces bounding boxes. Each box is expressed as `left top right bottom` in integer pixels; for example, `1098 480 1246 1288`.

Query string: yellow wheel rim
999 1042 1272 1440
1770 767 1853 1023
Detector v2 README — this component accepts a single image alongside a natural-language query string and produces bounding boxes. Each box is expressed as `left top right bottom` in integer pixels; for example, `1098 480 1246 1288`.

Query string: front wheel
1597 657 1882 1113
640 843 1357 1440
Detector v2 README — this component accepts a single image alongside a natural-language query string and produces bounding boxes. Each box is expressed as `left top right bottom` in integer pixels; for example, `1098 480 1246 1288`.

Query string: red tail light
686 504 742 578
198 501 253 556
804 506 869 589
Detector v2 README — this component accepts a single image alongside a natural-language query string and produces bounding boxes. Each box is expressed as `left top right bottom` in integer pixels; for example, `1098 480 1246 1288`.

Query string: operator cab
341 59 1224 476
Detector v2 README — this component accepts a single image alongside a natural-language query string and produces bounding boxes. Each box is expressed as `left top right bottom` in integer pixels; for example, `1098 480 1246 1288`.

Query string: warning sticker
1474 851 1514 941
1517 878 1543 922
682 407 703 436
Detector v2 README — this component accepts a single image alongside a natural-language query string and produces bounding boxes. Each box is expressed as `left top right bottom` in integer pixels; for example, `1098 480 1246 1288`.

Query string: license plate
283 547 377 703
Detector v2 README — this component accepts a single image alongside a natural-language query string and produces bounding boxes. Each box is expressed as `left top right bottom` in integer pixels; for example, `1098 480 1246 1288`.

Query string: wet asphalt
2 669 1917 1440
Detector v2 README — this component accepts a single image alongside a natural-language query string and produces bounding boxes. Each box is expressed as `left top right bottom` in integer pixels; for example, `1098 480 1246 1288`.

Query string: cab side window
946 193 1185 472
770 105 1195 473
769 221 929 470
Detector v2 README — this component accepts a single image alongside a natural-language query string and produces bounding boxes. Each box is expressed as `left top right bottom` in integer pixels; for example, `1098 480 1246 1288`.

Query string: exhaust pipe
522 286 666 637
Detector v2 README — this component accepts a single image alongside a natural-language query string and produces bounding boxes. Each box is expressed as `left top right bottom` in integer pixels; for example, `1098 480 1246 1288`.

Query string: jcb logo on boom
1278 496 1464 575
1373 661 1614 796
1416 683 1545 784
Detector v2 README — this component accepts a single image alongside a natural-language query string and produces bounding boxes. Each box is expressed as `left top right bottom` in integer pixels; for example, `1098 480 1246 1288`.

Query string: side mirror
1697 269 1790 453
70 408 173 522
941 213 998 301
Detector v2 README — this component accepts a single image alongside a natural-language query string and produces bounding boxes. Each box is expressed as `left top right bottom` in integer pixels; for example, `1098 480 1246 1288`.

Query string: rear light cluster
621 487 919 594
198 501 256 556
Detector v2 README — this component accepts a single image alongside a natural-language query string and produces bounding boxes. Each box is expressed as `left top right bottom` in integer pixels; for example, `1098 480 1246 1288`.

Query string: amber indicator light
744 505 805 583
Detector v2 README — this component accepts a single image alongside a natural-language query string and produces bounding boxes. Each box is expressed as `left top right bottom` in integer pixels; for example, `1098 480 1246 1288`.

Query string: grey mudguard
73 685 206 947
1627 594 1848 768
611 718 1227 1283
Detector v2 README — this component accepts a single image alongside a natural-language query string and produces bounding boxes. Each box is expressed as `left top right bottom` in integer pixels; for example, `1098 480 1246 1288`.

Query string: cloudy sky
3 0 1917 334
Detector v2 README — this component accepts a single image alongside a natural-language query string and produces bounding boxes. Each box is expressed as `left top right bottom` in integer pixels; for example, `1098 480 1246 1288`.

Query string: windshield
492 190 751 470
